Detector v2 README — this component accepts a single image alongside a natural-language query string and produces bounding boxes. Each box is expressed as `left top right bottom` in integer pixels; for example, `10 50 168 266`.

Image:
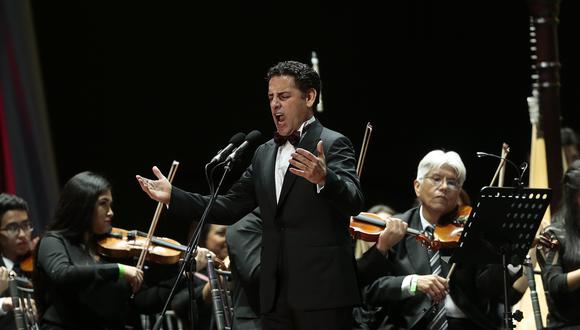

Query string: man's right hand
136 166 172 204
375 217 407 254
416 274 449 303
0 267 8 293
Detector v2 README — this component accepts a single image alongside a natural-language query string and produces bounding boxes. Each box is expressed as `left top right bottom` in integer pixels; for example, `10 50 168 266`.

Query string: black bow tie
274 131 300 146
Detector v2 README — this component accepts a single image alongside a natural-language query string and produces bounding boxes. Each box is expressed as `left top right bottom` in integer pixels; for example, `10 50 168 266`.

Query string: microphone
206 255 227 330
225 130 262 163
208 132 246 166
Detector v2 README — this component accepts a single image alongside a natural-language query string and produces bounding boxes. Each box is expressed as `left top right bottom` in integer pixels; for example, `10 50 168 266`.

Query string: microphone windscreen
246 130 262 144
229 132 246 146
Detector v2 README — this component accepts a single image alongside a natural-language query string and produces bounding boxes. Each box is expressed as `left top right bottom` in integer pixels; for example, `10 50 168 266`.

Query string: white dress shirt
275 116 316 203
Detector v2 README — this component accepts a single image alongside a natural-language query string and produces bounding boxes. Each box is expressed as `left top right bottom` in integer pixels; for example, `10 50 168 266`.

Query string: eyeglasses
424 175 460 191
0 220 33 235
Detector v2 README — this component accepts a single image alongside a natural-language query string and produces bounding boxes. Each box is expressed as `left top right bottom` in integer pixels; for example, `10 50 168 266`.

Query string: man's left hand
289 141 326 185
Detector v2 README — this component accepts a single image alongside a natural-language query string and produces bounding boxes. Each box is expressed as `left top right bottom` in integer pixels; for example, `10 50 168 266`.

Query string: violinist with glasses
33 171 183 330
0 193 37 329
357 149 524 329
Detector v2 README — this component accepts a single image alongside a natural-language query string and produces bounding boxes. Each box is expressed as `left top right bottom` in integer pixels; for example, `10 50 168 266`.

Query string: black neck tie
12 261 21 276
274 130 300 146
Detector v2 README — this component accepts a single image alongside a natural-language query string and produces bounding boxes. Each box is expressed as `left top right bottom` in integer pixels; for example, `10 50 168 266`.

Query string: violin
349 212 438 250
349 205 473 251
431 205 472 250
97 227 186 265
16 236 40 274
534 230 560 250
19 255 34 274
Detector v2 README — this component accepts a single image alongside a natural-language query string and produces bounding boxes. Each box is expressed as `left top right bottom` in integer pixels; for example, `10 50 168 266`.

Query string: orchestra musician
136 60 363 330
538 161 580 328
0 193 37 329
172 222 229 330
357 149 524 329
561 127 580 170
33 171 181 330
226 208 263 330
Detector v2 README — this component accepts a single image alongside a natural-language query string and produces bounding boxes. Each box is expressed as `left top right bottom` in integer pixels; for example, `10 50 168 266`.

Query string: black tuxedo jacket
226 208 262 330
169 119 363 313
358 207 524 330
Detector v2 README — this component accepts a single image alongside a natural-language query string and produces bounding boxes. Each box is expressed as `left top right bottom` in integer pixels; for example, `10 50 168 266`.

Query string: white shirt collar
2 256 14 271
418 205 434 231
298 116 316 138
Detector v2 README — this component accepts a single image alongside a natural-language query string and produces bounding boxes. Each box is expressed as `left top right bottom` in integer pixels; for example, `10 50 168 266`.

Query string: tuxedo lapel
260 141 278 209
277 120 322 208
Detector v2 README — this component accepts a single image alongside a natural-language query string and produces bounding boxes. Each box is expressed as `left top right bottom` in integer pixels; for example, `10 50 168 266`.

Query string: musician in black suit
357 150 523 330
538 162 580 328
33 171 182 330
0 193 36 329
227 208 262 330
137 60 363 330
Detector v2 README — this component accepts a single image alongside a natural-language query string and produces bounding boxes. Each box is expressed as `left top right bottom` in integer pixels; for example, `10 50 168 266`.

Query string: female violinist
33 171 175 330
537 162 580 328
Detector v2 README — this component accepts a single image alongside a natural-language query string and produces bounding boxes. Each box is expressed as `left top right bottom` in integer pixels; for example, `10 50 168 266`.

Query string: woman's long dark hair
552 165 580 266
49 171 112 243
33 171 111 318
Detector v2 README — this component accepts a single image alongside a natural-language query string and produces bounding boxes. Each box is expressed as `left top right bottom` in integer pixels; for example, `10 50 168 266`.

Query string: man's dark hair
561 127 579 146
0 193 29 219
266 60 321 109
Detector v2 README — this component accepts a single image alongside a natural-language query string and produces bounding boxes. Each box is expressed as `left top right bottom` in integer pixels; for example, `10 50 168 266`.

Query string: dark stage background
29 1 580 243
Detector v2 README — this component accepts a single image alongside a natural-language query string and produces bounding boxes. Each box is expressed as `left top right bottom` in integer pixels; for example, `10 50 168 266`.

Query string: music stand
450 186 551 329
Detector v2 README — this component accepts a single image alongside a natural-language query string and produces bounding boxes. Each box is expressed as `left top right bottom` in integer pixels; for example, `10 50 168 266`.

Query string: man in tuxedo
137 60 363 330
227 208 262 330
357 150 524 329
0 193 36 328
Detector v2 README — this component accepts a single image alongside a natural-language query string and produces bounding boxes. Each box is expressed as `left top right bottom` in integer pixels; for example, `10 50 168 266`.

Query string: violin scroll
534 230 560 250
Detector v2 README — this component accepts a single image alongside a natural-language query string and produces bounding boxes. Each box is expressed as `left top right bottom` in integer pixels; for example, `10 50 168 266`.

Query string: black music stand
450 186 551 329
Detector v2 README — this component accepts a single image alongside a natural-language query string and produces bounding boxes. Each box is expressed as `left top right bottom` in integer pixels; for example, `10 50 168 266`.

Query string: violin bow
356 122 373 178
489 143 510 187
136 160 180 270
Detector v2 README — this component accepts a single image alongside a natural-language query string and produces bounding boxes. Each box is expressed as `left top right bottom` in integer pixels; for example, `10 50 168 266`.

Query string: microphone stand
152 160 234 330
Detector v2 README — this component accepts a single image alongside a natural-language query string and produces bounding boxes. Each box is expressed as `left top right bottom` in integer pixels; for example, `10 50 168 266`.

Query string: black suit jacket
169 119 363 313
360 208 443 329
226 208 262 330
35 232 132 329
358 207 524 330
35 232 175 330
